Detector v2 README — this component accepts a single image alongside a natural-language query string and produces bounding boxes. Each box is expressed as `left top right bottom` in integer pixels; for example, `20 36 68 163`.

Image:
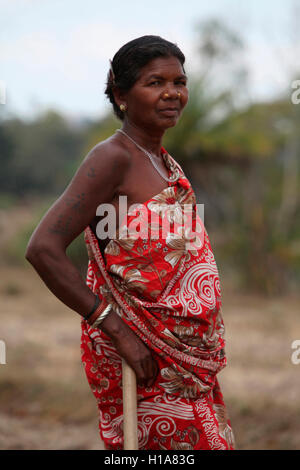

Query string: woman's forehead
139 56 185 78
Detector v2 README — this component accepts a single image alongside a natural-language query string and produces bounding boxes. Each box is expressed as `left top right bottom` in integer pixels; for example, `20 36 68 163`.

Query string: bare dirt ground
0 265 300 450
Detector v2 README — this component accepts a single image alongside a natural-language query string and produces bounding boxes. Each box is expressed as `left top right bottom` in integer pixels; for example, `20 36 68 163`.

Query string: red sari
80 148 235 450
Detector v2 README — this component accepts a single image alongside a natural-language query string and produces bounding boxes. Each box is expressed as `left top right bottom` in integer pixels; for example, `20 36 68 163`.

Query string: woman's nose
162 87 179 100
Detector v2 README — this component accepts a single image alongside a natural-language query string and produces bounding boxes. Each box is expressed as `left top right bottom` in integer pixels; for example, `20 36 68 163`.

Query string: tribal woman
26 35 235 450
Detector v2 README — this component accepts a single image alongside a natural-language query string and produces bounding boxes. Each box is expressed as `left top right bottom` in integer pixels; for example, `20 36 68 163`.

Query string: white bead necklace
116 129 177 183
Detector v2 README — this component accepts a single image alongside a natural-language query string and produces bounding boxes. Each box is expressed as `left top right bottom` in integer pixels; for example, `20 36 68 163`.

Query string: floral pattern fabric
80 148 235 450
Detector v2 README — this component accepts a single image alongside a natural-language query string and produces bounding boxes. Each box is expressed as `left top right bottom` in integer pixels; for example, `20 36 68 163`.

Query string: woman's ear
113 87 127 109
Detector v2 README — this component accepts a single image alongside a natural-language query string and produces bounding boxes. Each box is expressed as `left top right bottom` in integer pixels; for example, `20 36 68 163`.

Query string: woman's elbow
25 241 42 265
25 239 58 265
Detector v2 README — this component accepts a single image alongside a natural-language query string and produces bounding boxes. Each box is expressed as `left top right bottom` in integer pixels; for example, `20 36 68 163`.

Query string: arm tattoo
87 167 96 178
48 215 72 235
65 193 86 212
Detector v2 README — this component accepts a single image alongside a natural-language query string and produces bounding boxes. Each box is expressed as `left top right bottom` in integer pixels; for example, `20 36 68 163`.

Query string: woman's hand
100 309 159 388
113 328 159 388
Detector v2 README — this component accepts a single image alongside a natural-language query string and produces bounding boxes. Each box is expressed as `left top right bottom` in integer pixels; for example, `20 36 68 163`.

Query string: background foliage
1 19 299 294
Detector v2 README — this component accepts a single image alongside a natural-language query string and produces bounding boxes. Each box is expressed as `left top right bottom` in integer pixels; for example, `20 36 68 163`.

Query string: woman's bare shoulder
83 134 132 176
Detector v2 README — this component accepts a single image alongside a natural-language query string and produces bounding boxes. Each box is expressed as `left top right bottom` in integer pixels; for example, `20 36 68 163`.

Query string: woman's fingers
133 360 148 387
140 354 158 388
142 355 154 387
113 331 158 387
132 355 157 387
149 359 159 387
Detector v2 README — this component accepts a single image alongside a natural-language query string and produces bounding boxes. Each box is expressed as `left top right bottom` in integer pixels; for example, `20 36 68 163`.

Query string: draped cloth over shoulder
80 148 235 450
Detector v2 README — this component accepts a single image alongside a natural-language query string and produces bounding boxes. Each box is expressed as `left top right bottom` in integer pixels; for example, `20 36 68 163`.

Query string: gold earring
120 104 126 112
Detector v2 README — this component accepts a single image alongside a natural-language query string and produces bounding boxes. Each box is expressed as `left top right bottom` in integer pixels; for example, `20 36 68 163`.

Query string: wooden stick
122 359 139 450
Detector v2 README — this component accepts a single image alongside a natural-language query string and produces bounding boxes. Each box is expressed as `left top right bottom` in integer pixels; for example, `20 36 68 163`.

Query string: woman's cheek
183 88 189 103
180 92 189 110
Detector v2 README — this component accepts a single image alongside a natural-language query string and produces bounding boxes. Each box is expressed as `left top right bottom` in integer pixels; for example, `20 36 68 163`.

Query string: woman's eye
149 81 160 86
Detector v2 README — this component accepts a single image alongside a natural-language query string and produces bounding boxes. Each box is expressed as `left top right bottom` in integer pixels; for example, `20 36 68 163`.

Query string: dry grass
219 287 300 450
0 266 104 450
0 265 300 449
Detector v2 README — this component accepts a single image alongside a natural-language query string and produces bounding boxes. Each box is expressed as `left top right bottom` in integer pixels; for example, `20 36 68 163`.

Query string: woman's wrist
85 296 129 340
100 309 130 340
84 294 101 322
90 303 113 329
86 297 109 326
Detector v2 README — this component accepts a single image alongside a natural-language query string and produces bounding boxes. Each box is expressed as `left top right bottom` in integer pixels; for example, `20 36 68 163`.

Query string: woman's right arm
26 142 126 319
25 141 158 387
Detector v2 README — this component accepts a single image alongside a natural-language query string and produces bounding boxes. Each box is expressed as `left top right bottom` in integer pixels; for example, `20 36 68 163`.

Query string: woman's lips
158 108 179 117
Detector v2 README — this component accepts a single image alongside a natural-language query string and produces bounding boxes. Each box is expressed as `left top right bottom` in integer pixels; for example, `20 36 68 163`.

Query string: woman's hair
105 35 185 121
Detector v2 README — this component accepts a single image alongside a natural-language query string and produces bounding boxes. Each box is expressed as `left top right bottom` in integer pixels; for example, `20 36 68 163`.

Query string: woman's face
122 55 188 132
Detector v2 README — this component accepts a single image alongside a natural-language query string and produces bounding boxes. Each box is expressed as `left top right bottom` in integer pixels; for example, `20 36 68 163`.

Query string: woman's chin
158 115 179 129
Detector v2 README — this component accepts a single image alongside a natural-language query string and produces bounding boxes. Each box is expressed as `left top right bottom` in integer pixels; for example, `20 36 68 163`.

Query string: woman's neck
121 121 164 157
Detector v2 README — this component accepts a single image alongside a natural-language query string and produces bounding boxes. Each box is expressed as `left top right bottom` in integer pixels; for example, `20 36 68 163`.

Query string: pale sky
1 0 299 121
